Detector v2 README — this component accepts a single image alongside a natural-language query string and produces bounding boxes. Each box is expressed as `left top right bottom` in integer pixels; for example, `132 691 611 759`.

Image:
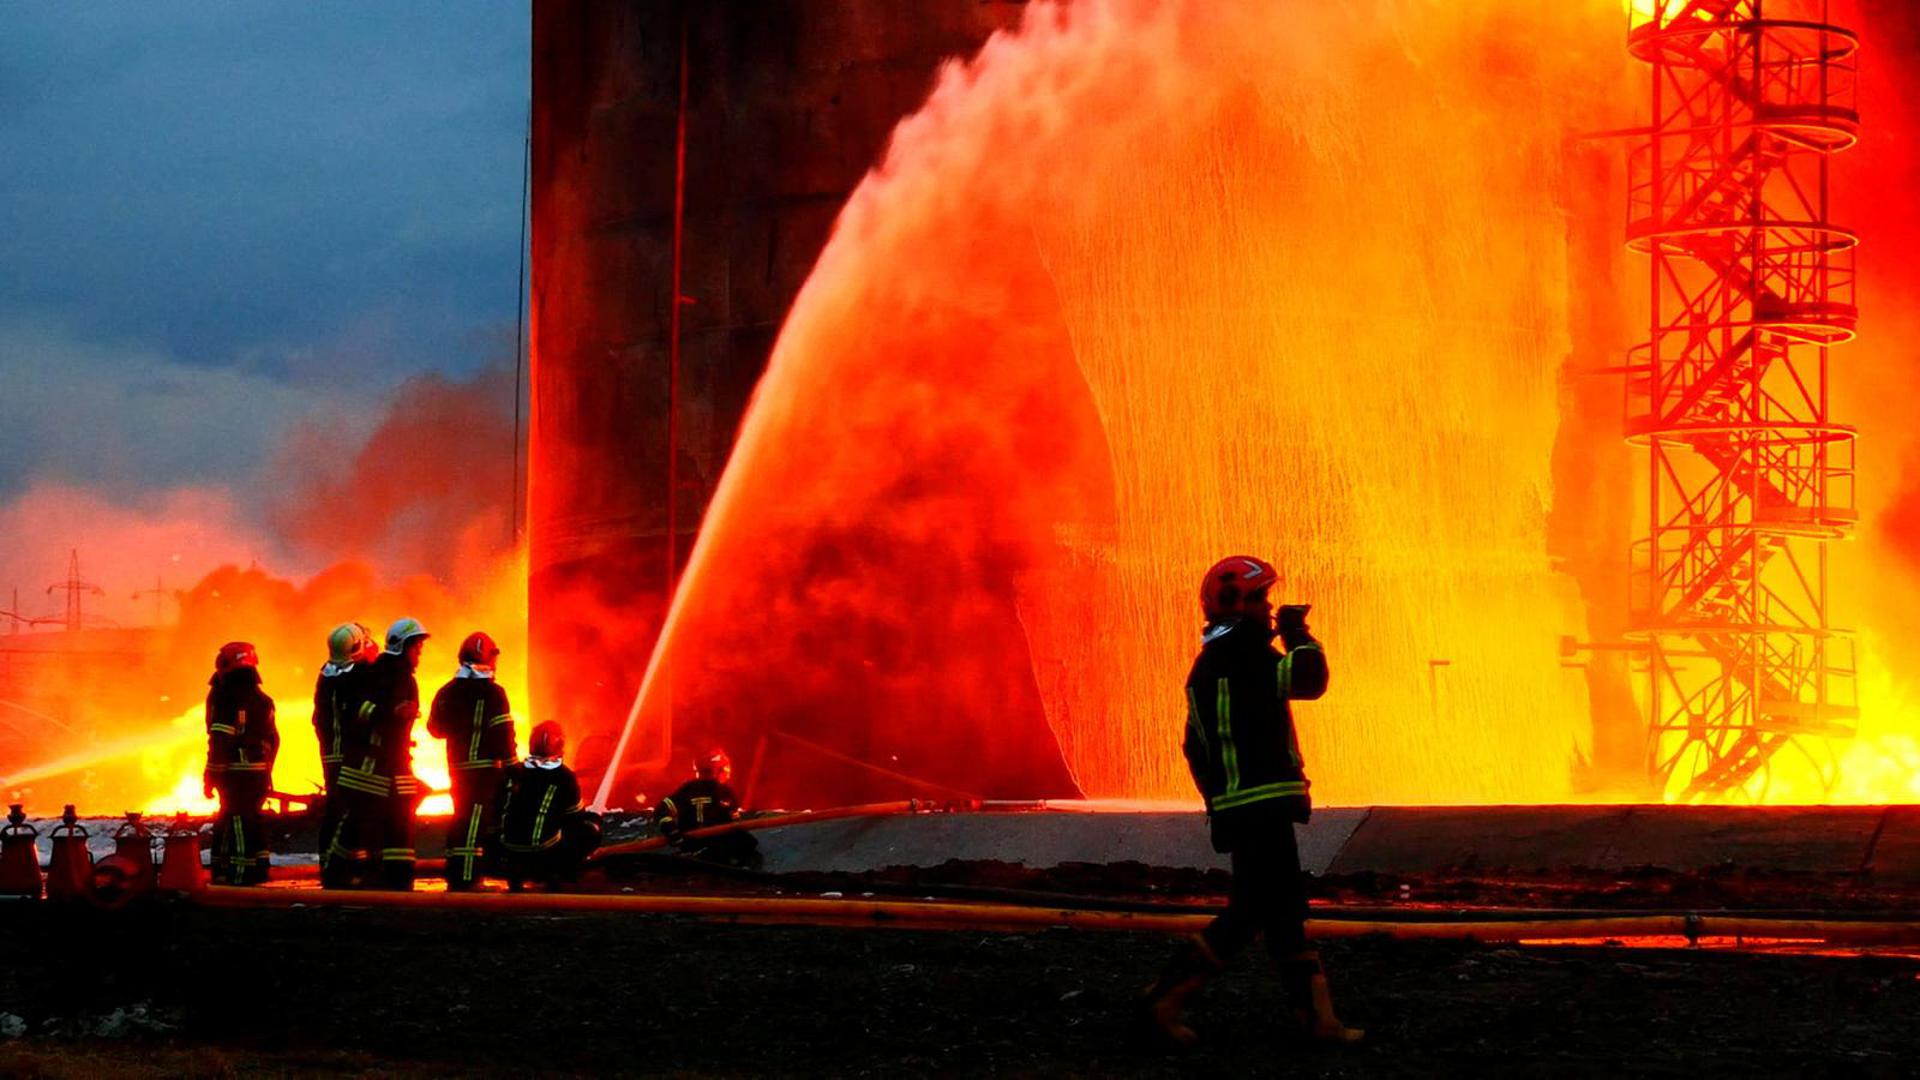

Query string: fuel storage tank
528 1 1072 801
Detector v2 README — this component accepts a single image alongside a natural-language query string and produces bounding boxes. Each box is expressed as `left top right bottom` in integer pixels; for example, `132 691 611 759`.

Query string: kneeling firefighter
334 618 429 890
1139 555 1363 1049
654 749 757 866
426 631 516 891
204 641 279 886
498 721 602 888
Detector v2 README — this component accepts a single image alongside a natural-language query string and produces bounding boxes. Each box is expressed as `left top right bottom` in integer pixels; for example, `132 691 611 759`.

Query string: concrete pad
1599 806 1885 873
1863 806 1920 883
753 808 1369 876
1326 806 1636 876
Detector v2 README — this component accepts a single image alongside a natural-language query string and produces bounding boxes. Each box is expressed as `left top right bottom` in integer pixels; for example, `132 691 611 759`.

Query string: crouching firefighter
204 641 279 886
315 621 378 887
334 618 430 890
654 749 758 867
426 631 516 891
1139 556 1363 1050
498 721 602 890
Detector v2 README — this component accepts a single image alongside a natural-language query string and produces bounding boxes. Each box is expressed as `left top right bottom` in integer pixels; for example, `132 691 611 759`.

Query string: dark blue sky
0 3 528 495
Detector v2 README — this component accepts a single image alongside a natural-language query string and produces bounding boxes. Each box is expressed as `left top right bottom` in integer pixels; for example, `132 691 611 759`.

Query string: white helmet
384 617 431 655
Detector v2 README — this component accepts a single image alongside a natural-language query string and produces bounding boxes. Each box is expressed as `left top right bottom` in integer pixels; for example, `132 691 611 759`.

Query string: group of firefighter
201 618 754 895
202 553 1359 1051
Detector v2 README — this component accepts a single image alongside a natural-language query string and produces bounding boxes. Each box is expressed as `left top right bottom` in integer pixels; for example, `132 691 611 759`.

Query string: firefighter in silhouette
498 721 602 890
334 618 429 890
654 749 757 866
315 621 377 886
203 641 278 886
426 631 516 891
1138 556 1362 1050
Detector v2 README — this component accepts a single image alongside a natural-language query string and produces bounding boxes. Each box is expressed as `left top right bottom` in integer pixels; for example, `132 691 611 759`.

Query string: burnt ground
3 900 1920 1078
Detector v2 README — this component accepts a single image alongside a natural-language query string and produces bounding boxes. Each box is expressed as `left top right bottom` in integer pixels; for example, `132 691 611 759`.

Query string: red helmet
1200 556 1278 620
458 631 501 668
529 720 565 760
214 641 259 673
696 749 732 781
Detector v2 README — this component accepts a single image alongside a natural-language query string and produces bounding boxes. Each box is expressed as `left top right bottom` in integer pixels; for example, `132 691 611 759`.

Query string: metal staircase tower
1624 1 1860 800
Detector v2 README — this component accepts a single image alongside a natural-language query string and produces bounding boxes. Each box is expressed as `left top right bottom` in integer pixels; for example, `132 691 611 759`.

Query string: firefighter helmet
529 720 566 760
214 641 258 672
384 617 431 655
696 749 732 782
1200 556 1278 620
326 622 373 666
458 631 501 669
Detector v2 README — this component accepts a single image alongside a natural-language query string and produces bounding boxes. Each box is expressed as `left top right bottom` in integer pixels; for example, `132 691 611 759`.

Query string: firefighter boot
1281 950 1364 1046
1137 934 1224 1050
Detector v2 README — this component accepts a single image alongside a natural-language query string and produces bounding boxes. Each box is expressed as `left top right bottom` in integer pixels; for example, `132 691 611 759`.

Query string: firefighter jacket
312 662 368 768
654 778 742 838
336 651 420 798
426 667 516 775
1181 617 1328 836
499 758 585 852
205 668 279 777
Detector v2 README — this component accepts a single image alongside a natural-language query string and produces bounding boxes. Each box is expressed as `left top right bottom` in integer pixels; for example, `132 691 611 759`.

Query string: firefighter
1139 556 1363 1050
426 631 516 891
654 749 758 866
497 721 602 890
315 621 377 887
203 641 278 886
334 617 429 890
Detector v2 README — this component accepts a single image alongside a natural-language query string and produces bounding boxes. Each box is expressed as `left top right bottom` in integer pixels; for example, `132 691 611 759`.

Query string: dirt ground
2 900 1919 1078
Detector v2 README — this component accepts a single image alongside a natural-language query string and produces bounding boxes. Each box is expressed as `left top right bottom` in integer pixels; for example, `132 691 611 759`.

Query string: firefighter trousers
212 770 270 886
332 780 416 890
317 761 346 880
502 813 603 888
1201 822 1311 961
445 769 502 891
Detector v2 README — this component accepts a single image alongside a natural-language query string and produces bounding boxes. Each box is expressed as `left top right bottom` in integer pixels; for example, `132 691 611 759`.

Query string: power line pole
45 549 105 634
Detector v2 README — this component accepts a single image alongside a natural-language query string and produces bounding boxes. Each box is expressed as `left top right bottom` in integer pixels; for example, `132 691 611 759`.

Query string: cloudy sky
0 3 528 499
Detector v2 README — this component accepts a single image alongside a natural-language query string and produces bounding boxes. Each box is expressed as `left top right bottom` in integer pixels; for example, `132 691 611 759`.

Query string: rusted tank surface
529 1 1039 793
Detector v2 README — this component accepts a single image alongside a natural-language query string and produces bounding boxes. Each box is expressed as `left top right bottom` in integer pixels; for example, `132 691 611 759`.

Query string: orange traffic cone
0 804 42 899
91 812 159 909
45 805 92 903
157 813 207 893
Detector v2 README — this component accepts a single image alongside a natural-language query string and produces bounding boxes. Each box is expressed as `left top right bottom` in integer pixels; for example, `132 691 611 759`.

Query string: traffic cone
111 812 157 886
90 812 159 909
45 805 92 904
0 804 42 899
157 813 207 893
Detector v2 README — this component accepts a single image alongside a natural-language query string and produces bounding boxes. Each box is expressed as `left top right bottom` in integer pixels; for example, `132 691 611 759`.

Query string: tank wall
529 0 1028 779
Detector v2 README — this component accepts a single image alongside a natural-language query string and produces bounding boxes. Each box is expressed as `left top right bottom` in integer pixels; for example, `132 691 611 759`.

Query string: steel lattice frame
1625 0 1859 801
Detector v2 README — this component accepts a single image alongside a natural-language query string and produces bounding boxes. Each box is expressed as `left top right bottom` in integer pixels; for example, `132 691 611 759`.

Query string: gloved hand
202 771 216 800
396 701 420 723
1277 604 1314 649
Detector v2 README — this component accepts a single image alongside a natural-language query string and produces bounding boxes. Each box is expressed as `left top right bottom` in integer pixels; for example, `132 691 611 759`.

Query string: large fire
2 552 528 819
600 0 1920 807
13 1 1920 814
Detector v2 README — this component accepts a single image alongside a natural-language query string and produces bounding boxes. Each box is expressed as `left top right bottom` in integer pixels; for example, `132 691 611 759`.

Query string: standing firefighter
1139 556 1363 1050
335 618 429 890
203 641 278 886
315 621 377 887
498 721 602 889
654 749 757 866
426 631 516 891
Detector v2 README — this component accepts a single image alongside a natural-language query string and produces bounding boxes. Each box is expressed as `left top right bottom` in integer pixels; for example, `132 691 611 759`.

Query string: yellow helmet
326 622 375 666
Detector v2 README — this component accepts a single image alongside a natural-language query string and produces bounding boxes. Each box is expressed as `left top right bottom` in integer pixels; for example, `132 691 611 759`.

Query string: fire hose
590 800 951 860
187 884 1920 945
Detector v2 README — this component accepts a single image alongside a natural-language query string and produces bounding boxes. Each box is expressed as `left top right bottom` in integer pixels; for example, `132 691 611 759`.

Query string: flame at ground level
2 553 528 820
